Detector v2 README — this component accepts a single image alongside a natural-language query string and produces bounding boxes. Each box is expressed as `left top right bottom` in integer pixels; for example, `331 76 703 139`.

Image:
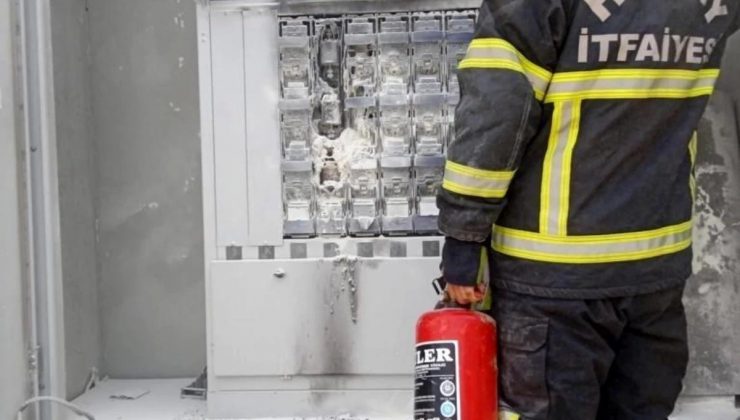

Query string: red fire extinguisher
414 279 498 420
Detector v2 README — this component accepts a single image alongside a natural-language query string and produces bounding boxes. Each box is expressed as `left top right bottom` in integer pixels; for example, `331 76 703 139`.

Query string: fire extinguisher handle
432 276 446 295
432 277 474 310
435 294 473 310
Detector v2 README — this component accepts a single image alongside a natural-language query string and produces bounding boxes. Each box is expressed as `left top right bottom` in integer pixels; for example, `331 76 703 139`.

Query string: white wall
0 0 32 417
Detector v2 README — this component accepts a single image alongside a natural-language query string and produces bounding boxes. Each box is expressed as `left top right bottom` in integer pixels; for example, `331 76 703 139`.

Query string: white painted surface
210 10 250 247
71 379 206 420
242 7 283 246
70 379 740 420
209 258 439 377
207 257 438 416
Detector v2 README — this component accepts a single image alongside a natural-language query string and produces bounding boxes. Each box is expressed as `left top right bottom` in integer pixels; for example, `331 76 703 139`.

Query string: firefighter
437 0 739 418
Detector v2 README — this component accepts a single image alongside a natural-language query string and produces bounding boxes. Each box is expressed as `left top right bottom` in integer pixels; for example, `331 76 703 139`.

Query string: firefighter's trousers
492 285 689 420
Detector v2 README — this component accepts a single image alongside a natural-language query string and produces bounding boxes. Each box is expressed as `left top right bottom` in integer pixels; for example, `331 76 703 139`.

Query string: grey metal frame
15 0 68 418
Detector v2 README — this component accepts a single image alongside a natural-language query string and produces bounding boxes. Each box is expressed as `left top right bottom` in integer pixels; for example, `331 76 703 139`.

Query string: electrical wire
16 396 96 420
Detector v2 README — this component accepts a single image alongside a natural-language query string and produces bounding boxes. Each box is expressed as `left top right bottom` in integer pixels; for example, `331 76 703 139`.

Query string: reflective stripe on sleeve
442 160 515 199
493 221 693 264
546 68 720 102
458 38 553 101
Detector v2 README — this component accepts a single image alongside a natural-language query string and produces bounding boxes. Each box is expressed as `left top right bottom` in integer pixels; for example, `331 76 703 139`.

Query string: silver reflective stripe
463 47 550 96
443 161 515 198
546 69 719 102
493 223 693 264
540 100 580 236
443 169 513 196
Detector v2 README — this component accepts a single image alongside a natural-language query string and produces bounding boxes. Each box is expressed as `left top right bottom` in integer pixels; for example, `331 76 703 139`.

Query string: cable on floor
16 396 96 420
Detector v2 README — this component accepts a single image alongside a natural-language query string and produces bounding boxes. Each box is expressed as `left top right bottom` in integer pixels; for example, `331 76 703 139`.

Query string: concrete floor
69 379 739 420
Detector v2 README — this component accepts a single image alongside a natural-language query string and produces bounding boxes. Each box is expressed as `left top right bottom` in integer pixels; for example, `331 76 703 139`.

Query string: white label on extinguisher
414 340 461 420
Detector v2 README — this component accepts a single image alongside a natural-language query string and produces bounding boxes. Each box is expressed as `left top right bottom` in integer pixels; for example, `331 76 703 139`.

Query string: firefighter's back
492 0 739 297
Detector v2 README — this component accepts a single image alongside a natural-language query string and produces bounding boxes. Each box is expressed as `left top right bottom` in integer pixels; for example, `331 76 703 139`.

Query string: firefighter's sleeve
438 0 569 286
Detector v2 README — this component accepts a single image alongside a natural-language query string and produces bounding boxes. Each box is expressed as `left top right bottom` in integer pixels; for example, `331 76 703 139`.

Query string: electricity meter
283 160 315 238
413 92 446 156
279 18 312 99
381 156 414 235
378 14 411 95
413 154 445 234
348 158 381 236
344 16 378 98
280 98 312 161
412 12 444 93
445 11 476 96
379 94 412 157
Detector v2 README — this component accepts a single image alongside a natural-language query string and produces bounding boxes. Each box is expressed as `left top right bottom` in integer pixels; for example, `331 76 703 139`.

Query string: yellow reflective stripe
558 101 581 235
473 248 492 312
443 161 515 199
540 101 564 234
467 38 553 81
540 100 581 236
492 222 693 264
445 160 516 180
494 241 692 264
459 38 552 101
551 68 720 81
442 179 507 198
546 68 720 102
458 60 548 101
499 221 691 243
499 411 521 420
688 131 698 207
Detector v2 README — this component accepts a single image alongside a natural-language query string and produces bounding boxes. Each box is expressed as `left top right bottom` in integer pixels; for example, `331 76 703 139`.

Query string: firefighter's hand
445 283 485 305
441 237 490 305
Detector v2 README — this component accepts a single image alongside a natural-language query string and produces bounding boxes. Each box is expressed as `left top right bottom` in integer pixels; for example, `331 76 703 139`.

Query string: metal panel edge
243 7 284 246
19 0 67 415
209 0 483 15
210 9 250 247
196 0 218 406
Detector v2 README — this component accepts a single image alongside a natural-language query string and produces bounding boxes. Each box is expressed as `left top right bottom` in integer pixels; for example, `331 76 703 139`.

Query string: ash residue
332 255 360 323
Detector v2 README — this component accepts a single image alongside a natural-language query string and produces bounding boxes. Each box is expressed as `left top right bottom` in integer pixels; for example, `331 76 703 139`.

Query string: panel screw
273 268 286 278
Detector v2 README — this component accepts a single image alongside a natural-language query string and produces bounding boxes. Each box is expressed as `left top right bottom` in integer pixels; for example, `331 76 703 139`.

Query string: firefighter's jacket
438 0 740 297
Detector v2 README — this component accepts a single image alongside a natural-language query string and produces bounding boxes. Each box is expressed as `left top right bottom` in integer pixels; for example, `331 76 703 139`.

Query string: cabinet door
210 258 439 378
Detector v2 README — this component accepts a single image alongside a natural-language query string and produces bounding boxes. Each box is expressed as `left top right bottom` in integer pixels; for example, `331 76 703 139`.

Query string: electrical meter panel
278 10 477 238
